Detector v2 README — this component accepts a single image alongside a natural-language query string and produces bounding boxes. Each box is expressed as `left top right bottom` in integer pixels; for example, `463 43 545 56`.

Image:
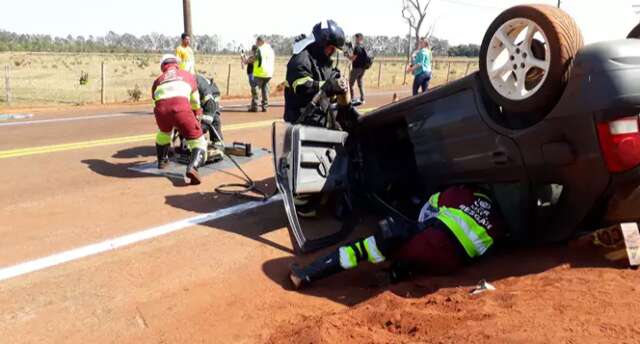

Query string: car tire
628 23 640 38
479 4 583 116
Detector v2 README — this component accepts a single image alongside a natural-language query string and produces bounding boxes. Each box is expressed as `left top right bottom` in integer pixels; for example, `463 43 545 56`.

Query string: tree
401 0 433 52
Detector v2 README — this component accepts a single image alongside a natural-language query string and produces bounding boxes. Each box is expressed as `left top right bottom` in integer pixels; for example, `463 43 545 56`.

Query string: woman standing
408 38 433 96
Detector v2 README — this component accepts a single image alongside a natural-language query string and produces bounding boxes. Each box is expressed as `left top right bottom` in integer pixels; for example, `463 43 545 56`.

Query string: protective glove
321 76 348 97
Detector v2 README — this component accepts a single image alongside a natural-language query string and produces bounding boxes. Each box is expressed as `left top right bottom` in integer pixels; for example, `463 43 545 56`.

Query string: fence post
464 62 471 76
226 63 231 96
377 62 382 88
5 64 11 106
403 63 408 86
446 61 452 83
101 62 106 104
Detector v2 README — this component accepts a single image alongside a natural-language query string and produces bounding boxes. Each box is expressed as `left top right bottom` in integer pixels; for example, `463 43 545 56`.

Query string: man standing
250 36 275 112
347 33 371 104
290 185 506 289
152 55 206 185
176 33 196 75
284 20 358 218
408 38 432 95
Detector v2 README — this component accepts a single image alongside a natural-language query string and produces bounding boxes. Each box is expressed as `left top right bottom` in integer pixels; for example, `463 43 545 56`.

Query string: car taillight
598 115 640 173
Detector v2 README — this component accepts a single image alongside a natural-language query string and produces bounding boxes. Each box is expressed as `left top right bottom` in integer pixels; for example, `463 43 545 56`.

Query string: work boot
185 148 206 185
289 251 345 290
156 144 170 169
248 106 259 113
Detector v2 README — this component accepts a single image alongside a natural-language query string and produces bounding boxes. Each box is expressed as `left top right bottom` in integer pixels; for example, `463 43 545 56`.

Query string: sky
0 0 638 46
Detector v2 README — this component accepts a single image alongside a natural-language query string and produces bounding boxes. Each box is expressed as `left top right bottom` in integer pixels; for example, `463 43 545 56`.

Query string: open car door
272 121 355 253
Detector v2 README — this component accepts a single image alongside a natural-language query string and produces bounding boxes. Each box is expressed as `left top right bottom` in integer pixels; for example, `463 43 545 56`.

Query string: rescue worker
250 36 275 112
196 74 223 149
284 20 350 124
152 54 207 185
290 185 506 289
176 33 196 74
283 20 358 218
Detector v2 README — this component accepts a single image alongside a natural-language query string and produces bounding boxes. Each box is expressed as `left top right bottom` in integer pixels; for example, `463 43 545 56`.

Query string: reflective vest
254 44 275 78
419 188 498 258
176 45 196 75
152 67 201 111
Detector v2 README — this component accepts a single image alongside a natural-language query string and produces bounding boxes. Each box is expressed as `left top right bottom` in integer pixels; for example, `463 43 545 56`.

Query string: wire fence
0 52 478 107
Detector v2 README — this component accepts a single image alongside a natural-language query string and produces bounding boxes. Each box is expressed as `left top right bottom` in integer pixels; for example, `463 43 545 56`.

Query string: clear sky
1 0 637 46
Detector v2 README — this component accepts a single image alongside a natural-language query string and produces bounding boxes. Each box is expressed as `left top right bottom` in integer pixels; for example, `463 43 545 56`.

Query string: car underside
274 4 640 253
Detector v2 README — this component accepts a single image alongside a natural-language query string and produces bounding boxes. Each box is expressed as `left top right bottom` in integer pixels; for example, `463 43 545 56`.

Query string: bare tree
402 0 433 52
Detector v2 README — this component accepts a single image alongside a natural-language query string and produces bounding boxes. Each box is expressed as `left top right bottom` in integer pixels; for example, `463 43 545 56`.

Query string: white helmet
160 54 179 68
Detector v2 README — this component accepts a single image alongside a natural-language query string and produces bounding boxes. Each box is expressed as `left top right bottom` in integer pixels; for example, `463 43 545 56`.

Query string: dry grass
0 52 477 107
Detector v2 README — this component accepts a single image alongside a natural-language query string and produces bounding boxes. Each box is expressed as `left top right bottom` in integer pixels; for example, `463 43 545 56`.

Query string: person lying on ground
289 184 506 289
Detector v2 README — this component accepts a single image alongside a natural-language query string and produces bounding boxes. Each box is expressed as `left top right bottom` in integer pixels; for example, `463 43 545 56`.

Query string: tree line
0 30 479 57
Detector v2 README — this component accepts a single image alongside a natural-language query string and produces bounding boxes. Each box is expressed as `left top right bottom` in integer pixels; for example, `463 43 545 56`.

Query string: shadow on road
164 177 294 254
111 146 156 159
262 239 626 307
81 158 188 187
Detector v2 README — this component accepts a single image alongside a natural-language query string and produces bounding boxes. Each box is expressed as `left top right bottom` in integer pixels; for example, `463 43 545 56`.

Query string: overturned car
273 4 640 253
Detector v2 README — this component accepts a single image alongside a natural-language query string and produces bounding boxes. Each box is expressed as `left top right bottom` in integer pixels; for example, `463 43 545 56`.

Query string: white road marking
0 113 135 127
0 195 282 282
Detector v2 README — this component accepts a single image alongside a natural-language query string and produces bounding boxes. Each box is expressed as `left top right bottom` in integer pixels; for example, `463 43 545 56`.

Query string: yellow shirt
176 45 196 74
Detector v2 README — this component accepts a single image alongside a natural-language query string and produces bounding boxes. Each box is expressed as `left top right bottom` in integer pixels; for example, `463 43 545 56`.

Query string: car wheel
628 23 640 38
479 4 583 116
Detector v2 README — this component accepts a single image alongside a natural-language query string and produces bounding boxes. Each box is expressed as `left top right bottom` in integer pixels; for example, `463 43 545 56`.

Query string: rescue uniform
252 43 275 111
152 65 205 155
284 49 333 124
291 185 506 287
196 74 223 141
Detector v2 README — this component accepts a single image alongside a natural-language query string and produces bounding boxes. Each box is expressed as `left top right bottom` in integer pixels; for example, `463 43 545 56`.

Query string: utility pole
557 0 561 8
182 0 192 36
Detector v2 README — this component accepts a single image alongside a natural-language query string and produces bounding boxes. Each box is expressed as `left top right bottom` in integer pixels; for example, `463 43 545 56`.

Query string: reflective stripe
190 90 201 110
437 207 493 258
418 192 440 223
154 80 193 102
203 94 214 103
339 246 358 269
186 136 207 151
474 192 491 202
155 131 172 145
292 76 313 94
363 236 386 264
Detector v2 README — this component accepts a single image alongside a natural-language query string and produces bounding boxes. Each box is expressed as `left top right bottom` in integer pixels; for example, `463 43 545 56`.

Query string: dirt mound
267 247 640 343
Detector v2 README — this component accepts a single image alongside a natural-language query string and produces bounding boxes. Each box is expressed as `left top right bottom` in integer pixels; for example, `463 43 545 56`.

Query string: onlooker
176 33 196 75
240 44 258 106
408 38 432 96
347 33 371 104
250 36 275 112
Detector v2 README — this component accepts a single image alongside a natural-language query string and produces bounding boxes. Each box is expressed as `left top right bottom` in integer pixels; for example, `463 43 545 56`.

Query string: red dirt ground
2 90 640 343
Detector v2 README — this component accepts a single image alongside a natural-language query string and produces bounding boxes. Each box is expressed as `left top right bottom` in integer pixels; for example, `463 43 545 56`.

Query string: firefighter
152 55 207 185
284 20 358 218
196 74 223 149
284 20 352 124
290 185 506 289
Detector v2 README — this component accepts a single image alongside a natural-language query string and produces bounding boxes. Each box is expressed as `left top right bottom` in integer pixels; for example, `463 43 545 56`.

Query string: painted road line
0 195 283 282
0 113 133 127
0 119 279 160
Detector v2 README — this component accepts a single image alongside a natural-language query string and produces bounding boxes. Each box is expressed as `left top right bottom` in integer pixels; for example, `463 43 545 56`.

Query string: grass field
0 52 477 108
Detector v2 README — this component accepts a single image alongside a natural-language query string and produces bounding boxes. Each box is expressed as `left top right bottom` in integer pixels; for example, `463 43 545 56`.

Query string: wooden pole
464 62 471 76
183 0 193 36
446 61 452 83
403 63 408 85
5 64 11 106
377 62 382 88
226 63 231 96
101 62 106 104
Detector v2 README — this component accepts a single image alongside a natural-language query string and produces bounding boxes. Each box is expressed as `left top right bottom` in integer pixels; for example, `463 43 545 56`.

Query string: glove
321 76 348 97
